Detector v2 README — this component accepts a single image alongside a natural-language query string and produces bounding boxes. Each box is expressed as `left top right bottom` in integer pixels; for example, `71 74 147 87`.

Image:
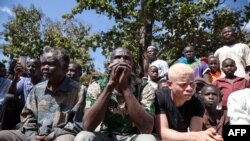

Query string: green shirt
85 77 155 134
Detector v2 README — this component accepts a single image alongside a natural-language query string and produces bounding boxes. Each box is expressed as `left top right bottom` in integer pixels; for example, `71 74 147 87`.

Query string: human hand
199 128 224 141
31 135 47 141
14 63 25 78
108 61 121 86
116 62 132 89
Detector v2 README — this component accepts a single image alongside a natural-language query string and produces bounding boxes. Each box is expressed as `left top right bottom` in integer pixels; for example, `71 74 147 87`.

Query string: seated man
75 47 157 141
154 63 223 141
0 58 44 130
0 47 84 141
178 45 211 82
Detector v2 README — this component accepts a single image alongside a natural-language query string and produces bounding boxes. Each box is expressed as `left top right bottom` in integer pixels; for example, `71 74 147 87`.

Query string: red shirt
202 110 229 135
213 77 250 110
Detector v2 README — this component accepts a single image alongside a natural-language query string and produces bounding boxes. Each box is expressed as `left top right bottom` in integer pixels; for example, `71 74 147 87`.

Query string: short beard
223 38 236 46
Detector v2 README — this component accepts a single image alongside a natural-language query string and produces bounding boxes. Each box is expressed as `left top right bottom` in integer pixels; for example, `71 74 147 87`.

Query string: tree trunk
139 0 155 78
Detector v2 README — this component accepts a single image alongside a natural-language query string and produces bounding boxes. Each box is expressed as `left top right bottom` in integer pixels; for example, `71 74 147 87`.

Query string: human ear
167 80 173 88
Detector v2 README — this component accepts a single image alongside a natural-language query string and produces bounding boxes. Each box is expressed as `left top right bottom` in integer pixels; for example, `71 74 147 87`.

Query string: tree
1 5 43 59
64 0 250 77
1 5 95 77
42 18 94 68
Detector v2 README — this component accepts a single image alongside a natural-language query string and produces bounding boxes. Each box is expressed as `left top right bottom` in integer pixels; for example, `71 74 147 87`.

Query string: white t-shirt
214 43 250 77
227 88 250 125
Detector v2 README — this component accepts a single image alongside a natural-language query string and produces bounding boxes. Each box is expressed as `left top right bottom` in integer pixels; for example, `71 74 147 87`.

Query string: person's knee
74 131 96 141
134 134 158 141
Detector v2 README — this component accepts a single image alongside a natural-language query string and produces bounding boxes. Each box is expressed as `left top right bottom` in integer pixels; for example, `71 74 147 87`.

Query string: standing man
75 47 157 141
214 26 250 77
0 47 83 141
146 45 169 80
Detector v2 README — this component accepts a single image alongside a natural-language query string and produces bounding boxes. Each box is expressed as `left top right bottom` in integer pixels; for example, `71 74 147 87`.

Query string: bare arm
155 114 224 141
123 87 154 133
83 82 114 131
8 63 24 94
83 62 120 131
189 116 203 131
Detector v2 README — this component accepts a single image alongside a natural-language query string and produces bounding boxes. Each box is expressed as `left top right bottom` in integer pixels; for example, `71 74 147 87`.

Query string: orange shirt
210 70 221 83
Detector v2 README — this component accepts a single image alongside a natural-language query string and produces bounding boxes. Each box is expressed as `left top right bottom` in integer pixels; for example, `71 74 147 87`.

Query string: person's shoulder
155 88 171 98
214 77 226 82
151 59 168 65
34 80 48 88
190 94 203 103
230 88 250 99
214 46 225 53
86 80 102 99
234 43 249 48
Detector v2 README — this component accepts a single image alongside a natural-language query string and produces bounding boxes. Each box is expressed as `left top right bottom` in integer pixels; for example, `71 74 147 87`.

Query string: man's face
168 73 195 101
67 64 81 81
26 59 42 78
111 48 133 66
146 48 157 61
183 47 195 60
41 52 65 81
222 27 235 44
222 27 233 40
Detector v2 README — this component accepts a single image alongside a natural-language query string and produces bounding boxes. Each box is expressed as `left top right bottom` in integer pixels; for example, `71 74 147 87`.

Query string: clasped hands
108 61 132 91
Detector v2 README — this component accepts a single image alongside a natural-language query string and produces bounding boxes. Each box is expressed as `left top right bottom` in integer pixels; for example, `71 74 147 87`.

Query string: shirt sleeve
140 83 155 116
192 96 205 117
201 62 210 75
85 82 101 109
155 89 167 115
19 87 38 140
243 44 250 66
16 78 24 96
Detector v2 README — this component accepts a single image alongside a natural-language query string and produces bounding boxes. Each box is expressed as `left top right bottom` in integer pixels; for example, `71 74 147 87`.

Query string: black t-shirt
155 88 205 132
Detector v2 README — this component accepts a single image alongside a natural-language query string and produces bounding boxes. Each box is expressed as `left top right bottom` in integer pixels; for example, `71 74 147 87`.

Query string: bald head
168 63 194 82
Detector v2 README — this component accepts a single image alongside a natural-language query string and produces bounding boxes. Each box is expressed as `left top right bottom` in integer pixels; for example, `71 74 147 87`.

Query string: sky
0 0 115 72
0 0 249 72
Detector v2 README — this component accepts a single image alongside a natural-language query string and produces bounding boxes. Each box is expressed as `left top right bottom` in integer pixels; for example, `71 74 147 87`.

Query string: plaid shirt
19 77 84 140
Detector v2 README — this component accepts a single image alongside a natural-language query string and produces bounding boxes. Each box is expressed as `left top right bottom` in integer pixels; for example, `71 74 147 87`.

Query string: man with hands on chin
74 47 157 141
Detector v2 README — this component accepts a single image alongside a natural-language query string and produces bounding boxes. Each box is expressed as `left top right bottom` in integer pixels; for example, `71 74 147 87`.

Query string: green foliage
1 5 94 74
65 0 250 77
2 5 43 58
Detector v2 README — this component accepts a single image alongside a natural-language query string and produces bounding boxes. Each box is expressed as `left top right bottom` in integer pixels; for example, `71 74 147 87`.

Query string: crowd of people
0 25 249 141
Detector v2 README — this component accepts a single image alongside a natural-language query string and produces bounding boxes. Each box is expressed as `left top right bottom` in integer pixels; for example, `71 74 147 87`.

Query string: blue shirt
16 77 45 104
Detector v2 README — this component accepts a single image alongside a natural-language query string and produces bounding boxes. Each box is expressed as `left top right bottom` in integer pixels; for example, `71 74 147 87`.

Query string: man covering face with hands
74 47 157 141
